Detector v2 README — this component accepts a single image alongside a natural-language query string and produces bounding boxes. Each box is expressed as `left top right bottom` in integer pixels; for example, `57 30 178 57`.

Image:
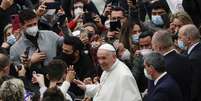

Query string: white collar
106 59 119 72
163 49 176 56
188 42 200 55
154 72 167 85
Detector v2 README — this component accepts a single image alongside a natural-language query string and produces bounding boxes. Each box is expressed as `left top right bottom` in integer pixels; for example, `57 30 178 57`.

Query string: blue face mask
152 15 164 26
177 40 186 50
131 33 140 43
7 34 16 45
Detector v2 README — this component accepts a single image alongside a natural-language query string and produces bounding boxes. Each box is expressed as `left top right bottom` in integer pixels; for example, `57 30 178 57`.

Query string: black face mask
61 52 76 65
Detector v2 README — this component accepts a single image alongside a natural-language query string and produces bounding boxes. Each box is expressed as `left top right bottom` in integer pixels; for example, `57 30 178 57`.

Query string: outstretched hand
73 79 86 91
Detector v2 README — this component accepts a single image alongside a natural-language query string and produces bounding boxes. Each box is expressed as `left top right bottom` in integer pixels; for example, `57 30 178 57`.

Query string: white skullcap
98 43 116 52
72 30 80 37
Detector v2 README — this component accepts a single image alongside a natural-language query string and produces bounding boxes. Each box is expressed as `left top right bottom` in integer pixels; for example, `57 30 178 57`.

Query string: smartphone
10 14 20 33
110 20 121 31
45 2 61 9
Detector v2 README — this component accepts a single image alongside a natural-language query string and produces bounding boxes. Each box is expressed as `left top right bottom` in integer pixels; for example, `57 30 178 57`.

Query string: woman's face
171 18 184 33
132 24 141 35
5 28 13 39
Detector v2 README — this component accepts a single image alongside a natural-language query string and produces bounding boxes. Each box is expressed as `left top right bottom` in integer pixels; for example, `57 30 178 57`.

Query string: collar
188 42 200 55
106 59 119 72
163 49 176 56
154 72 167 85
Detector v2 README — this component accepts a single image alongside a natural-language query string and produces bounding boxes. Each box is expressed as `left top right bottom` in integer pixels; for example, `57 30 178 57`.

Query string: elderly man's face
97 49 115 71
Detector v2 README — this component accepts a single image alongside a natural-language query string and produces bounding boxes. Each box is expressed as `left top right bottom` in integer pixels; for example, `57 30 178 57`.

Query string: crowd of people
0 0 201 101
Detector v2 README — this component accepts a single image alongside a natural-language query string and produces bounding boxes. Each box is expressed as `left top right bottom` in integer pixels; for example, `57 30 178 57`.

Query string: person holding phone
9 9 63 91
36 0 65 33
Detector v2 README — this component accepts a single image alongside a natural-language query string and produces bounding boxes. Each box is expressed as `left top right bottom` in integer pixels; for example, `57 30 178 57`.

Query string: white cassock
85 59 142 101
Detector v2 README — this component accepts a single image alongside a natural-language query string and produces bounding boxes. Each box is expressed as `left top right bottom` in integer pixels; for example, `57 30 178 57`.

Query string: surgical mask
25 26 38 37
74 8 83 17
7 34 16 45
144 68 153 80
131 33 140 43
140 49 152 56
152 15 164 26
104 20 110 29
177 40 186 50
120 49 131 61
46 9 56 16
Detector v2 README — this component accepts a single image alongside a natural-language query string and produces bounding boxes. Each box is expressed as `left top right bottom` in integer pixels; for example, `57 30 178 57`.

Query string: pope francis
74 43 142 101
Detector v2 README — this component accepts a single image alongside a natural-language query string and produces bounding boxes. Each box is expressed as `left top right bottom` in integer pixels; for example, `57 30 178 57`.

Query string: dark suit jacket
183 0 201 27
186 42 201 101
164 50 192 101
144 74 183 101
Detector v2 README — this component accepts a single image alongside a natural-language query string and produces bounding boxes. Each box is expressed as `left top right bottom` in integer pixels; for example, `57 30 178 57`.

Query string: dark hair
111 6 126 17
47 59 67 81
63 36 84 51
151 1 169 13
0 53 9 71
139 30 153 39
144 52 166 73
19 9 37 25
42 87 65 101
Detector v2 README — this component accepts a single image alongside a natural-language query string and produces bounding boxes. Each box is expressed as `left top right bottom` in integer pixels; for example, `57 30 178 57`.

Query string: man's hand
1 42 10 48
31 51 47 64
0 0 14 10
18 65 26 77
66 65 76 82
73 79 86 91
103 3 112 17
36 1 47 17
32 73 45 87
83 77 93 85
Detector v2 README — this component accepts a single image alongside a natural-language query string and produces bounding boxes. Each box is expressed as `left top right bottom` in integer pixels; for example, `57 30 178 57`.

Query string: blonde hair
0 78 24 101
170 11 193 24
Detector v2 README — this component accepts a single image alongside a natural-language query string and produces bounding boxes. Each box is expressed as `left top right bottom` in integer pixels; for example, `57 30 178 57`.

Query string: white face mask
120 49 131 61
144 68 153 80
74 8 83 17
140 49 153 56
25 26 38 37
46 9 56 16
104 19 110 29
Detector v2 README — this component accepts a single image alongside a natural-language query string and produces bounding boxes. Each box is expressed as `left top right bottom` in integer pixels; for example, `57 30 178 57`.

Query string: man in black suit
143 52 183 101
151 30 192 101
178 24 201 101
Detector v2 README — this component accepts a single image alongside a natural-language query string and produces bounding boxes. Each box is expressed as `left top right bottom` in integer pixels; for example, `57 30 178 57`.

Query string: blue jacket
144 74 183 101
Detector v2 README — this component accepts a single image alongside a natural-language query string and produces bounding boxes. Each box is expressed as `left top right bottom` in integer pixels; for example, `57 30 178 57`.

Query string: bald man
74 43 142 101
151 30 192 101
178 24 201 101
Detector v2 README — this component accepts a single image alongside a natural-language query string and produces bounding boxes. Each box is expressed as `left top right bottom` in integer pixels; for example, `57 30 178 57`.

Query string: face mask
61 52 76 64
152 15 164 26
7 34 16 45
140 49 152 56
131 33 140 43
25 26 38 37
104 20 110 29
74 8 83 17
46 9 56 16
144 68 153 80
120 49 131 61
177 40 186 50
